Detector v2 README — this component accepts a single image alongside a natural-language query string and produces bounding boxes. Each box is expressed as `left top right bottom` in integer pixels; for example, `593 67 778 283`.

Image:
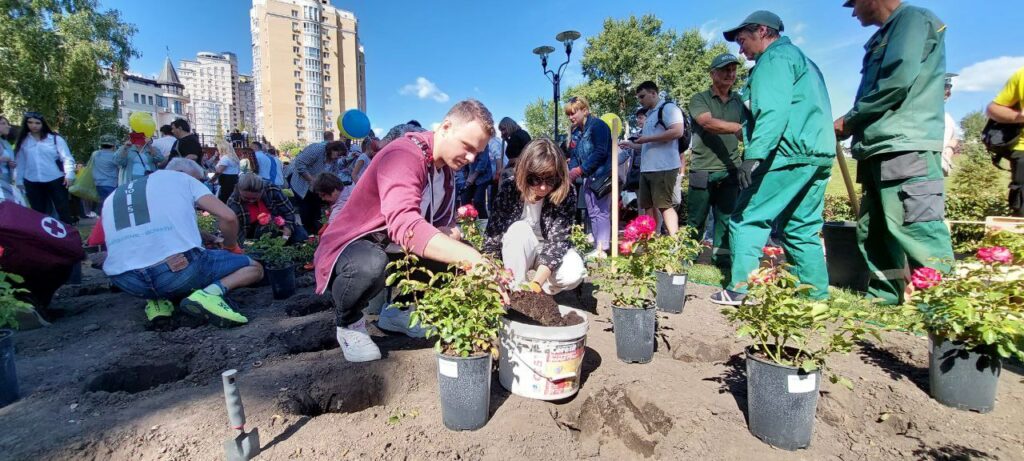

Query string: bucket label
787 374 817 393
438 359 458 378
672 275 686 285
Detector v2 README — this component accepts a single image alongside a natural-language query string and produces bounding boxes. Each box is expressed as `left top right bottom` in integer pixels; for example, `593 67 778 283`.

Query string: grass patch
688 263 724 287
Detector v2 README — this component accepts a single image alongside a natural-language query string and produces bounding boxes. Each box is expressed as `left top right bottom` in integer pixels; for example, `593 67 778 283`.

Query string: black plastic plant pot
436 352 492 431
745 346 821 451
929 334 1001 413
0 329 19 408
822 221 869 292
611 305 657 364
266 265 296 300
654 271 687 314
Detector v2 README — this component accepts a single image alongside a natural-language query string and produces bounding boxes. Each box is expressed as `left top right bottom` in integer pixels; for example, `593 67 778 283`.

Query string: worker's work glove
738 159 761 189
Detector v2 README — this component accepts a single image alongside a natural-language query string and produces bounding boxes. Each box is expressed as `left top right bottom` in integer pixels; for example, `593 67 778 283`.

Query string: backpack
982 119 1022 170
655 100 693 154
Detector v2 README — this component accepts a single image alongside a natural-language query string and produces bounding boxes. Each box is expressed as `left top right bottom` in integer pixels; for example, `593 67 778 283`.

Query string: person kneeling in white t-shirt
101 158 263 327
483 138 585 294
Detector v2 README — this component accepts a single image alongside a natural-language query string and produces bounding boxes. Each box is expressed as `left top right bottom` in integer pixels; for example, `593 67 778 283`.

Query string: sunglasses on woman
527 174 560 188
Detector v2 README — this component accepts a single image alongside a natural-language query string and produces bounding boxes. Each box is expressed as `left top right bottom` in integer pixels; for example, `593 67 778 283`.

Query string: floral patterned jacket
483 179 577 270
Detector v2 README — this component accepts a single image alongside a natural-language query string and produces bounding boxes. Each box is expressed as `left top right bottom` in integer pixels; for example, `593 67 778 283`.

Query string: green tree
0 0 138 162
523 97 568 139
959 110 986 144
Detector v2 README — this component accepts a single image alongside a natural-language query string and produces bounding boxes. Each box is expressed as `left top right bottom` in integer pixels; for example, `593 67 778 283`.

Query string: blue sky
104 0 1023 137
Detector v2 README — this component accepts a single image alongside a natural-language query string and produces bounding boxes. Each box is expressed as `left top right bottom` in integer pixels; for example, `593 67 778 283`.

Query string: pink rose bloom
257 212 271 226
619 240 634 255
273 216 286 227
977 246 1013 264
632 215 657 239
748 267 777 285
911 267 942 290
762 246 784 257
623 223 640 241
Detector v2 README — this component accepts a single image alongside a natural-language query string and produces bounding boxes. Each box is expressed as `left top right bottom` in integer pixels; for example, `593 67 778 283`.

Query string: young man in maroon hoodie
313 100 495 362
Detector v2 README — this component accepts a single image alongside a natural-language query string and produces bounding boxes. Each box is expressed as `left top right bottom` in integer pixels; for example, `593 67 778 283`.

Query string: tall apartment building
250 0 366 146
178 51 240 145
238 74 257 135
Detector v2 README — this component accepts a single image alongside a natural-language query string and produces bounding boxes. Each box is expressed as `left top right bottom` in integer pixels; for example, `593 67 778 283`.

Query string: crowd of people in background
2 0 1024 362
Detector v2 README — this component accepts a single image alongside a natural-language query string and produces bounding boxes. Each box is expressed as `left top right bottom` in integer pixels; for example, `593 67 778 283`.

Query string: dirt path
0 265 1021 460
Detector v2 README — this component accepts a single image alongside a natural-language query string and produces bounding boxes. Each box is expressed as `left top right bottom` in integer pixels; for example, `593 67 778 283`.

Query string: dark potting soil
506 291 584 327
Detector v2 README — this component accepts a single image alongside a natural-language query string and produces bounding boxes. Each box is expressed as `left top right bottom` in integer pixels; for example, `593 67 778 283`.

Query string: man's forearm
422 232 483 266
987 102 1024 124
704 118 743 134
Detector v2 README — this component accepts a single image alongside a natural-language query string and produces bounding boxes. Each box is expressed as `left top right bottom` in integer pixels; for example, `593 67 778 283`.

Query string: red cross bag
0 201 84 306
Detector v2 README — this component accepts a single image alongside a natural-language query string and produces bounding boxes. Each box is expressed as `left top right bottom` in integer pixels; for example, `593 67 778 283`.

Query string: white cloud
955 56 1024 92
371 126 383 137
699 19 725 42
399 77 450 103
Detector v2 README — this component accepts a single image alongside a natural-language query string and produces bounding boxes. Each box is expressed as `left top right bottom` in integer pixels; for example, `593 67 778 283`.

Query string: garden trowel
222 369 260 461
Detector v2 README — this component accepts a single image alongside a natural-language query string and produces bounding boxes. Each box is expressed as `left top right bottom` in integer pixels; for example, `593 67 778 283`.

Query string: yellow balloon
601 113 623 139
128 112 156 138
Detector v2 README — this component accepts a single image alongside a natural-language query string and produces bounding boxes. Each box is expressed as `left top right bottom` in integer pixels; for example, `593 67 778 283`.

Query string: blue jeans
96 185 116 203
110 248 253 301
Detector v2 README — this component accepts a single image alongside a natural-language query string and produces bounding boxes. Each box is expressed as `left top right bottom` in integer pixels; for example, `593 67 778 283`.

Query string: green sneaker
145 299 175 322
179 290 248 327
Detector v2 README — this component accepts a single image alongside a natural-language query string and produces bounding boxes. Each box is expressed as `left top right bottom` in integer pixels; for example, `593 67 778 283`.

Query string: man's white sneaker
584 249 607 261
336 318 382 362
376 304 430 338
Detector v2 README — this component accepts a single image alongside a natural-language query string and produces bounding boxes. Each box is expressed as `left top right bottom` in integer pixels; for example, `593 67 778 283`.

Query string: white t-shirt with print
641 99 684 172
101 170 213 276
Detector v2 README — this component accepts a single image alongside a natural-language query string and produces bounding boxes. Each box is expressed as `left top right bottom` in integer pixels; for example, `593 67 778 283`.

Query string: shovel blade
224 429 260 461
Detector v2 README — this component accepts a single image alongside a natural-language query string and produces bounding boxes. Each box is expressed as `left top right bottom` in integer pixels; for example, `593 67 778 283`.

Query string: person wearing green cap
834 0 953 305
687 53 744 269
711 11 836 305
90 134 121 203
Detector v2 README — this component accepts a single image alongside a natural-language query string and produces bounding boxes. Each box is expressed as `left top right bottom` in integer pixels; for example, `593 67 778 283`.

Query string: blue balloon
338 109 371 140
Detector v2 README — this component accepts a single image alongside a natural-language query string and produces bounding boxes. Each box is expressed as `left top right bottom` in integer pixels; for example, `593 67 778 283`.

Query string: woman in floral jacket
483 138 585 294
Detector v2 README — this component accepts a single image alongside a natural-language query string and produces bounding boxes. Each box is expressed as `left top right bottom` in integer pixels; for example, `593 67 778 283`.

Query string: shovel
222 369 260 461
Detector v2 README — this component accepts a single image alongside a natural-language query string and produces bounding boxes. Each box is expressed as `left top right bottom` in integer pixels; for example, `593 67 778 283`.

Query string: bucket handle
507 341 580 382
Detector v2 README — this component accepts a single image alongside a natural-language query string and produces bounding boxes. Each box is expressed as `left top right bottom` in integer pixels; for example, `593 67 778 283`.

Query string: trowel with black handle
222 369 260 461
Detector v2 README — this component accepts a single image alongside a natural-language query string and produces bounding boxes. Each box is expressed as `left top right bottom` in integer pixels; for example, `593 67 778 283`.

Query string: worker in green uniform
711 11 836 305
834 0 954 305
688 53 745 270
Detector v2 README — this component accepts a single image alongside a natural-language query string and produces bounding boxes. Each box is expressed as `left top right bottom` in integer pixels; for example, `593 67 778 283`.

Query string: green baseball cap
710 53 740 69
723 10 785 42
98 134 117 147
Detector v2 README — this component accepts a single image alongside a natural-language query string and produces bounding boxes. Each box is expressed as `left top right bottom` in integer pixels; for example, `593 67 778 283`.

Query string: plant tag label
787 374 816 394
438 359 458 378
672 275 686 285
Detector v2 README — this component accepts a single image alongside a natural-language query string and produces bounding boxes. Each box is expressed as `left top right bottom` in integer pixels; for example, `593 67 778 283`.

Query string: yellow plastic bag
69 158 99 202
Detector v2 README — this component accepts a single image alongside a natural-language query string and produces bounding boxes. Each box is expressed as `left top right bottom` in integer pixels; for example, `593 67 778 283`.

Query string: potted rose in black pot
645 227 702 314
908 246 1024 413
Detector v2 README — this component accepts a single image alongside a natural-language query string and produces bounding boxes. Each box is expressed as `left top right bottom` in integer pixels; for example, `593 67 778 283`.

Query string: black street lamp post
533 30 580 141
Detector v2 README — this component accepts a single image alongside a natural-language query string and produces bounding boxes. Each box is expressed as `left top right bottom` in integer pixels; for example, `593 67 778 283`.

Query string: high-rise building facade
250 0 366 146
238 74 257 136
98 58 190 131
179 51 240 145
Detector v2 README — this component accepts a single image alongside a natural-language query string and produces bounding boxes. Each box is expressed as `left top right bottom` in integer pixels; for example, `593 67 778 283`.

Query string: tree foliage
523 97 568 139
0 0 138 162
959 110 986 144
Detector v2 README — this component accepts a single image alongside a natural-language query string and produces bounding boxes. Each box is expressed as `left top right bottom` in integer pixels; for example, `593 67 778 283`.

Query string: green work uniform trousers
728 163 831 299
857 151 953 305
687 170 739 267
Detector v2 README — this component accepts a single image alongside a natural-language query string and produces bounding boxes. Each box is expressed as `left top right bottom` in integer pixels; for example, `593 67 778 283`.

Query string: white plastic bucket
498 305 589 400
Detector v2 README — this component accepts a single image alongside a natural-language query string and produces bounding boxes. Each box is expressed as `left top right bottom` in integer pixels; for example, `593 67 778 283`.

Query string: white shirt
217 155 241 175
15 134 76 182
101 170 213 276
520 200 545 239
942 112 957 175
641 99 684 172
255 151 285 186
151 135 177 157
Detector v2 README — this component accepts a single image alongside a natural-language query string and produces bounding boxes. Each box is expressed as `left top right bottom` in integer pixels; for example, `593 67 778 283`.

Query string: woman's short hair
236 173 265 194
312 172 344 196
563 96 590 117
514 138 571 205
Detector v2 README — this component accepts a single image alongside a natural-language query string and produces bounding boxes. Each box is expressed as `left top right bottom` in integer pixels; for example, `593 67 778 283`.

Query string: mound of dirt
507 291 584 327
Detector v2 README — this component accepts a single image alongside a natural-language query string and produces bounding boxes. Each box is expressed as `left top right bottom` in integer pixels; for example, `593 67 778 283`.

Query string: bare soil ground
0 263 1022 461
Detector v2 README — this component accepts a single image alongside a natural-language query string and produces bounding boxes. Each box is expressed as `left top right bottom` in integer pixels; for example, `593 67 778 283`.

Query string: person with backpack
986 65 1024 217
619 81 687 236
13 112 76 224
711 11 836 306
688 53 745 269
834 0 954 305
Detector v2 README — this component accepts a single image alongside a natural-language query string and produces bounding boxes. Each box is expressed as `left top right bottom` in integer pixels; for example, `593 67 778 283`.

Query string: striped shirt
291 141 329 198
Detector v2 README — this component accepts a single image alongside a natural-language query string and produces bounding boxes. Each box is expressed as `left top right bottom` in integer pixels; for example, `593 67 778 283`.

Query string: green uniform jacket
741 36 836 169
844 3 947 160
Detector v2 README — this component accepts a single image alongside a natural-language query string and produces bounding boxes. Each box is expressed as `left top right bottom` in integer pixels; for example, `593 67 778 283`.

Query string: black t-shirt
169 133 203 160
505 129 532 161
